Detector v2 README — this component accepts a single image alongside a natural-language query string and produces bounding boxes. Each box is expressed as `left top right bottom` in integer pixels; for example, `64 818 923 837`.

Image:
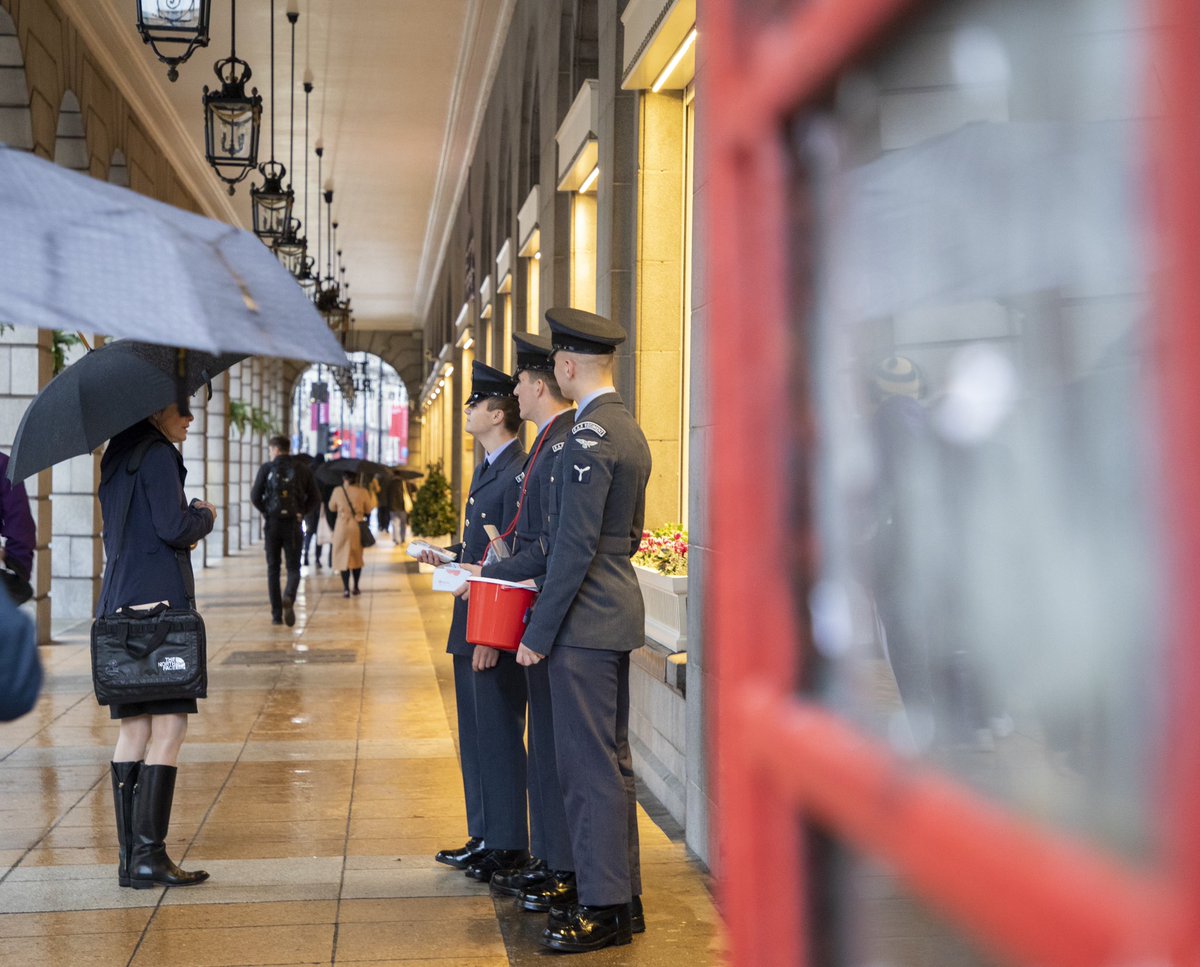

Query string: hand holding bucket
465 576 538 652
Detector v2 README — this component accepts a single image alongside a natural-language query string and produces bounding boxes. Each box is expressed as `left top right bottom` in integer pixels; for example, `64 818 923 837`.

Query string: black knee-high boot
110 760 141 887
129 764 209 888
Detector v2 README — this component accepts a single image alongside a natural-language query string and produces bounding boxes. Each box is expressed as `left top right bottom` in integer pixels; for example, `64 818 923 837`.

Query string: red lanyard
485 411 566 557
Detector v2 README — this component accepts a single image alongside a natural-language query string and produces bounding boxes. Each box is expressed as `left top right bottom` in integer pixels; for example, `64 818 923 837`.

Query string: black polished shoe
520 870 577 912
465 848 529 882
490 855 549 897
540 903 632 953
549 893 643 933
435 837 487 869
283 599 295 627
271 616 283 625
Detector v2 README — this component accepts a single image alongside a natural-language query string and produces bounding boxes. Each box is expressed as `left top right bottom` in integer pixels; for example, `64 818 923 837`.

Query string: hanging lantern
136 0 211 82
275 217 307 273
296 253 318 296
251 161 293 241
250 0 294 242
202 0 261 193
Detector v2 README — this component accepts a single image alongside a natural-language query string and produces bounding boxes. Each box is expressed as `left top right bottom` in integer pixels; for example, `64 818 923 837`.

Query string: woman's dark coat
95 421 214 617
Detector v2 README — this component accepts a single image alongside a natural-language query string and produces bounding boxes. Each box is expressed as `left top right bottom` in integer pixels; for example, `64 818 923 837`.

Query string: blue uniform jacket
445 438 525 657
95 421 214 617
481 411 572 585
521 393 651 656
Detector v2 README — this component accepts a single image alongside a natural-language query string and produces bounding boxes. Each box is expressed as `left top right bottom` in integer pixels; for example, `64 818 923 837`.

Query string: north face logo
158 656 186 672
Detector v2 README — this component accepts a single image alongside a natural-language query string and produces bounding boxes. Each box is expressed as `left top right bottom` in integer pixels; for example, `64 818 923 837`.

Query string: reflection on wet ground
0 544 724 966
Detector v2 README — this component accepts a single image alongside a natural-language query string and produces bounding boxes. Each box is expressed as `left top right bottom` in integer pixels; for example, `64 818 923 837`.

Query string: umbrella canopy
390 467 423 480
7 341 245 483
0 146 347 366
316 458 388 487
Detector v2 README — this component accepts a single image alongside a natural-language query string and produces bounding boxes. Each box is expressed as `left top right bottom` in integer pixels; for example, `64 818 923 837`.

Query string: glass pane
141 0 202 29
811 833 1007 967
796 0 1162 864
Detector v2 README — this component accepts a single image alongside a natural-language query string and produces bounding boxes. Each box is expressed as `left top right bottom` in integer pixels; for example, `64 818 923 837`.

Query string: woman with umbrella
327 470 372 597
98 402 217 889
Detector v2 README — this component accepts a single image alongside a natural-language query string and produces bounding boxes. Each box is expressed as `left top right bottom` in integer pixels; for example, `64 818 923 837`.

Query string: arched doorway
290 353 410 465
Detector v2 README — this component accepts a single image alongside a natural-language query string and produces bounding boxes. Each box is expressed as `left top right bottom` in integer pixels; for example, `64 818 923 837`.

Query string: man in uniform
429 362 528 876
456 331 577 906
517 308 652 953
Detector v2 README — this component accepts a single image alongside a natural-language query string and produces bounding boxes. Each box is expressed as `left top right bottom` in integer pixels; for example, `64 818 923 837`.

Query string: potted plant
632 524 688 652
410 461 457 547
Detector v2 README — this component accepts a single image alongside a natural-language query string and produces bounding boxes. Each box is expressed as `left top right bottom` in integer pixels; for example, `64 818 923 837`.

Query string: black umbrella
6 341 245 483
315 457 388 487
390 467 423 481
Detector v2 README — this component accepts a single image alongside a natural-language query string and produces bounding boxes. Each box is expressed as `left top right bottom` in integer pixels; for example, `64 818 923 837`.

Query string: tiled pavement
0 542 725 965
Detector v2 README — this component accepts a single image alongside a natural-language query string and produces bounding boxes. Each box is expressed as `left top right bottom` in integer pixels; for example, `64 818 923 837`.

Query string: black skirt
109 698 199 720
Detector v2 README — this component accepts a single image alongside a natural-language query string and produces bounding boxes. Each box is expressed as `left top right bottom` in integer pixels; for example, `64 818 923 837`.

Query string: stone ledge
632 636 687 696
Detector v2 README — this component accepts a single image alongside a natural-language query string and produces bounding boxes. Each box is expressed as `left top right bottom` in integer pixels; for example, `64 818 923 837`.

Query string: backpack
265 460 302 519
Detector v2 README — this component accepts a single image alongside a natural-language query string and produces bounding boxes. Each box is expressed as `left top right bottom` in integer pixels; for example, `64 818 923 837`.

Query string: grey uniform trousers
472 651 529 850
549 645 642 907
452 655 485 838
527 659 573 871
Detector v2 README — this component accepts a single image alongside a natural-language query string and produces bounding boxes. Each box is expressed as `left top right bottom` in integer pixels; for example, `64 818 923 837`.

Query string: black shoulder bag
90 440 207 706
343 483 375 548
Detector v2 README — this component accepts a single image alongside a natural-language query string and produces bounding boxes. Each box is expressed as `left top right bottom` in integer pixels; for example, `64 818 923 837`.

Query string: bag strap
341 482 362 521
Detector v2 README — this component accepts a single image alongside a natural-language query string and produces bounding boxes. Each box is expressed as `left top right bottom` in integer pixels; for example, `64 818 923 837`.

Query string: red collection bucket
465 577 537 652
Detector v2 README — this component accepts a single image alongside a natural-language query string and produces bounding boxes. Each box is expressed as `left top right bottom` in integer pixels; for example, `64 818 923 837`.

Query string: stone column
49 335 100 632
206 370 228 565
0 327 52 640
225 363 243 554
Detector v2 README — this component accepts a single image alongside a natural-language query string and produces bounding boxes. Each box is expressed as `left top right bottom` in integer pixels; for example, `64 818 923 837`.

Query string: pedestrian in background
96 404 216 890
328 471 371 597
0 449 36 605
303 453 328 568
251 436 319 626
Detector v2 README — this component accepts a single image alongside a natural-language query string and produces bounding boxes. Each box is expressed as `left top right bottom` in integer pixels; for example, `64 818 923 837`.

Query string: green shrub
410 462 457 537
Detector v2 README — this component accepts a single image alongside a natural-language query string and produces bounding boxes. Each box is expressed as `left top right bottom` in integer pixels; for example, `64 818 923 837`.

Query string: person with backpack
251 436 319 626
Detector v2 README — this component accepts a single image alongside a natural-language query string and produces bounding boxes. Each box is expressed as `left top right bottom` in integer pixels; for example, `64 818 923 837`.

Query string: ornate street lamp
275 218 306 273
290 71 317 291
202 0 261 194
250 0 293 242
136 0 211 82
274 3 306 265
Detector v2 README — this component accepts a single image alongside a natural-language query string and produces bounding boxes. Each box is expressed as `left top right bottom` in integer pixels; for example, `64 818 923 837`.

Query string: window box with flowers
633 524 688 652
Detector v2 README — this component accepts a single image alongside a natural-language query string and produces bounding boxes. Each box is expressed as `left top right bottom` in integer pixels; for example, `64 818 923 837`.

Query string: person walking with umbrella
98 403 217 890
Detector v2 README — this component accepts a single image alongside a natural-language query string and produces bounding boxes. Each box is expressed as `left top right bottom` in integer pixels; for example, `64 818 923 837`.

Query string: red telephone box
708 0 1200 964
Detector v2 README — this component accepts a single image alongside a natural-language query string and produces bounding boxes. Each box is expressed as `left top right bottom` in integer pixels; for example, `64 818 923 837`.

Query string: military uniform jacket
445 438 525 657
522 393 651 656
481 411 573 585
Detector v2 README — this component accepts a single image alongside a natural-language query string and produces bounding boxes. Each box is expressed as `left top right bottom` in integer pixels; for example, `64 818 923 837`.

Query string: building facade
412 0 710 864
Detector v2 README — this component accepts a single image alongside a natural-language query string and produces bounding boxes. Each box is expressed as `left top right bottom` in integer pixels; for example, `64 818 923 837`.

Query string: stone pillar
49 335 100 631
0 327 52 641
225 363 243 554
242 358 262 548
206 370 228 565
684 69 712 869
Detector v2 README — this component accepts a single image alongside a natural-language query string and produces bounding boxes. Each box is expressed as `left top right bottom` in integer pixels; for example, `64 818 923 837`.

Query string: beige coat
328 482 371 571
